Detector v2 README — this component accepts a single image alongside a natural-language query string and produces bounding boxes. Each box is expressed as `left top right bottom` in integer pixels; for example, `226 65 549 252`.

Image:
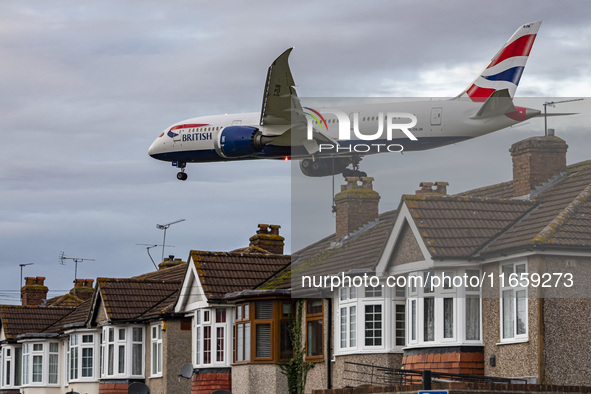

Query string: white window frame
406 269 483 347
67 330 99 382
499 261 528 343
20 340 60 387
1 344 22 389
194 307 232 367
101 325 145 379
335 285 402 355
150 323 163 377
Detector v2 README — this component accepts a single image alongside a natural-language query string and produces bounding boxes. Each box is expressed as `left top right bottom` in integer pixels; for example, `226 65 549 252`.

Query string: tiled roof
43 299 92 333
403 194 535 258
267 211 397 293
190 250 291 301
46 293 84 307
132 262 187 282
0 306 75 340
96 278 181 322
462 160 591 256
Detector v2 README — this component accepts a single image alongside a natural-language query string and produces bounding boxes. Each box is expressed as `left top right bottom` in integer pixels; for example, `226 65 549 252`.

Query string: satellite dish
179 363 194 379
211 391 233 394
128 382 150 394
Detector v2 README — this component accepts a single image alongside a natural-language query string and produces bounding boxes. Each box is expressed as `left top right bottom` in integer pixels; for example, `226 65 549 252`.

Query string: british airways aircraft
149 22 545 181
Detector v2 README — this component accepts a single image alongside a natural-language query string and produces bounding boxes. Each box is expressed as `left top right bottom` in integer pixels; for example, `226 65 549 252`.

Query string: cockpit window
158 132 165 138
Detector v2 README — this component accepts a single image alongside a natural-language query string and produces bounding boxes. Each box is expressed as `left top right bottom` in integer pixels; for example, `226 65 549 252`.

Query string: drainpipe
326 297 332 389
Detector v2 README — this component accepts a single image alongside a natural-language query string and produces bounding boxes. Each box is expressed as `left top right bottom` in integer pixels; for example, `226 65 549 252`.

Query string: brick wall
192 369 232 394
334 177 380 238
98 382 129 394
402 346 484 376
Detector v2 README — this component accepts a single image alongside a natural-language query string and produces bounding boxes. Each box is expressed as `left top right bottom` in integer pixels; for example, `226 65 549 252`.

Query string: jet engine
214 126 272 158
299 157 353 177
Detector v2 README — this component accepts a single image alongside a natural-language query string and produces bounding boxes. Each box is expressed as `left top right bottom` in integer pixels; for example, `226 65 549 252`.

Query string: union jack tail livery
460 21 541 102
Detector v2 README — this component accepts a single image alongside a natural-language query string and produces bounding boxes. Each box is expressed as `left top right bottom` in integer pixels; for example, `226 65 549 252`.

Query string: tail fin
459 21 541 102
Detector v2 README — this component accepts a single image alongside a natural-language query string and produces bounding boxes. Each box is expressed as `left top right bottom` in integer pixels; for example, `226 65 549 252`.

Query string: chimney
158 255 185 270
415 181 449 195
510 136 568 197
249 224 285 254
69 279 94 301
21 276 48 306
334 177 380 238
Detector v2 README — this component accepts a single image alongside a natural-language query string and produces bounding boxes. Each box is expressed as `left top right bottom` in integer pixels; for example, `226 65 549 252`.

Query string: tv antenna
136 244 174 269
19 263 34 300
59 252 95 283
156 219 185 261
542 98 583 136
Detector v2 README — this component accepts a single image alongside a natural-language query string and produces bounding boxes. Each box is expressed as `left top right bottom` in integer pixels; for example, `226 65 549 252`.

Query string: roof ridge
191 250 290 258
402 193 534 204
97 277 181 284
532 183 591 245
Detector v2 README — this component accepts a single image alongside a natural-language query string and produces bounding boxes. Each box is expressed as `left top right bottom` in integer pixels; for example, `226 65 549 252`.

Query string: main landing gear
173 161 188 181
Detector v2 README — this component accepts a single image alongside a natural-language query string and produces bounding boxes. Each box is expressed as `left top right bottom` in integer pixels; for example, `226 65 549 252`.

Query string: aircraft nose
148 139 160 157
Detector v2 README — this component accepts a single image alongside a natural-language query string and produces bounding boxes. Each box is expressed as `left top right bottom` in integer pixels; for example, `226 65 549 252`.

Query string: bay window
68 331 99 382
232 299 293 363
20 340 60 387
195 307 231 366
101 326 144 378
407 269 482 347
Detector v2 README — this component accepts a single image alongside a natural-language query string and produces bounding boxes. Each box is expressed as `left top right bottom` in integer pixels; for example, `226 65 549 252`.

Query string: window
501 262 527 341
306 300 323 360
423 297 434 341
395 304 406 347
20 341 59 386
233 299 293 363
195 308 231 366
101 326 144 378
364 305 382 346
235 304 251 362
1 345 22 389
151 324 163 377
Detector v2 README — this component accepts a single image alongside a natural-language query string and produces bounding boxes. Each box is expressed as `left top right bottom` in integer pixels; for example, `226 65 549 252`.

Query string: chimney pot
257 224 270 234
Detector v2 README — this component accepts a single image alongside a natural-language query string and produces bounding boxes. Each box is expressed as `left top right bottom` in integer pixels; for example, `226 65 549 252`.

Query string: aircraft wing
260 48 305 128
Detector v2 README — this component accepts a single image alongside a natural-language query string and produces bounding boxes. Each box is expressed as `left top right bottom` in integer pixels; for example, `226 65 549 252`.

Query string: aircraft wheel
177 172 188 181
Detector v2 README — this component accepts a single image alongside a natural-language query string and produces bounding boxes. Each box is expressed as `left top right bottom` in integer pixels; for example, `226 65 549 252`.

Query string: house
173 224 291 394
280 135 591 391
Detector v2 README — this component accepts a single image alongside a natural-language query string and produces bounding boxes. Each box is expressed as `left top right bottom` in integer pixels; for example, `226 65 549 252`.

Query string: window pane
118 346 125 374
82 335 93 343
132 344 142 375
108 344 114 375
307 320 323 357
466 270 480 292
395 304 405 346
133 327 143 342
411 300 417 341
423 271 434 293
82 348 93 378
203 326 211 364
216 309 226 323
349 306 356 347
256 324 271 358
465 295 480 340
444 298 454 338
237 306 242 321
255 302 273 319
365 286 382 298
33 344 43 352
70 347 78 380
280 321 292 359
49 353 58 384
244 304 249 319
14 347 22 386
516 290 527 335
216 327 225 362
424 298 434 341
32 355 42 382
244 323 250 361
340 308 347 348
195 327 201 365
502 290 515 339
50 342 59 352
237 324 244 362
364 305 382 346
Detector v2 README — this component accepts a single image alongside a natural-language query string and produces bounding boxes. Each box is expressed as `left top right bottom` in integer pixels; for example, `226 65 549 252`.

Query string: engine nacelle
299 157 352 177
214 126 265 158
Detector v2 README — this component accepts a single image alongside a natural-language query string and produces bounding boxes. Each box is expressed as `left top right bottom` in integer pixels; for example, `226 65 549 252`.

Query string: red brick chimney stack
335 177 380 238
21 276 49 306
510 136 568 197
249 224 285 254
70 279 95 301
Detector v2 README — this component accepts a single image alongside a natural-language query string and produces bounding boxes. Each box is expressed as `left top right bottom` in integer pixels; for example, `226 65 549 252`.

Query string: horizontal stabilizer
471 89 516 119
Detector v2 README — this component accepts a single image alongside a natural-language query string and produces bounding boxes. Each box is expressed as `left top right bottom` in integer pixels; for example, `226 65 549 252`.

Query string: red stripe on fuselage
170 123 209 131
488 34 536 68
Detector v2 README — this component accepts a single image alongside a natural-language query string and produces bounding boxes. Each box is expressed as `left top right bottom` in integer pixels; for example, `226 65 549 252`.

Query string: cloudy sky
0 1 590 302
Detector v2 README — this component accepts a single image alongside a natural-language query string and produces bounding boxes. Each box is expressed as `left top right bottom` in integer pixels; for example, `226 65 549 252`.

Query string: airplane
149 21 549 181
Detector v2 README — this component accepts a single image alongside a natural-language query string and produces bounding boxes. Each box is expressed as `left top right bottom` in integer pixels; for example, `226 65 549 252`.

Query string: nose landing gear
173 161 188 181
